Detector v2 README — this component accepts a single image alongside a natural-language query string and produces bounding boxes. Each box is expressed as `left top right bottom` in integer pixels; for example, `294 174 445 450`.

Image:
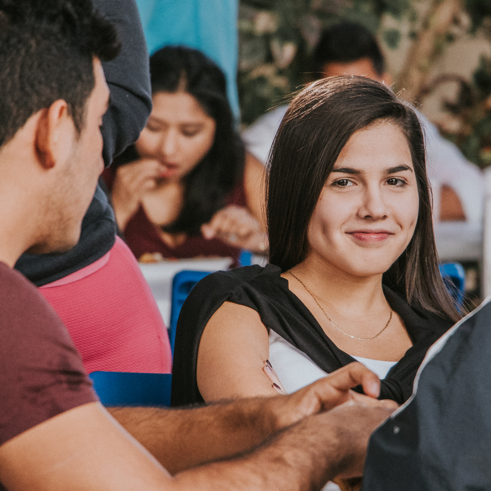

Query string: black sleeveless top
171 264 452 406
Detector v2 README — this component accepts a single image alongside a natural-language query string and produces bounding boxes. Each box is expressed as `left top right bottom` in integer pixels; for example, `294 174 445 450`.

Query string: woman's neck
288 254 387 317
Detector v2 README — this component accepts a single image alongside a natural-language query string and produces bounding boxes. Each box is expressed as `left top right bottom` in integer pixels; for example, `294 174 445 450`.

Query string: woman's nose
358 186 388 219
160 130 178 157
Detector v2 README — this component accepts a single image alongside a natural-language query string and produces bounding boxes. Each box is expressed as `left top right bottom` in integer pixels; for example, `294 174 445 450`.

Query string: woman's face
306 121 419 278
135 91 216 181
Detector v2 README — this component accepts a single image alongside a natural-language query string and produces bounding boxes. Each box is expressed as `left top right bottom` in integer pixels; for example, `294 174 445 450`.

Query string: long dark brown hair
267 76 461 323
116 46 244 235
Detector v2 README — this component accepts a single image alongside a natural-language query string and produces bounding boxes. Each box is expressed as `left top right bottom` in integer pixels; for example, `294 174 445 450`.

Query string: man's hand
265 362 392 431
317 399 396 480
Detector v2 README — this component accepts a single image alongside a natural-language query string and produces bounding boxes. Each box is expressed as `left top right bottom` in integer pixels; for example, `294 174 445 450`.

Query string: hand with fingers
264 361 398 430
261 362 397 481
201 205 268 254
111 159 165 230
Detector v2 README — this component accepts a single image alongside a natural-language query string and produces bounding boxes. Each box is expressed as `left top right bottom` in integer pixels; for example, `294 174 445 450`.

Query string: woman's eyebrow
386 165 413 174
331 167 360 175
181 122 204 128
331 164 413 175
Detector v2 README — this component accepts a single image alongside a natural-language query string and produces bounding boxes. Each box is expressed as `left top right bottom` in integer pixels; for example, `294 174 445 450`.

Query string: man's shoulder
0 261 61 321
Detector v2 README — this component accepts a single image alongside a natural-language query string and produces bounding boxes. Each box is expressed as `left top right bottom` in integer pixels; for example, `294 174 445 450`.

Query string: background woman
103 46 267 264
172 76 461 409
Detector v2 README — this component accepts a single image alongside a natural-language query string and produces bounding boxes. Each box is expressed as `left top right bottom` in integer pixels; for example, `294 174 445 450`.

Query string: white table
139 258 233 327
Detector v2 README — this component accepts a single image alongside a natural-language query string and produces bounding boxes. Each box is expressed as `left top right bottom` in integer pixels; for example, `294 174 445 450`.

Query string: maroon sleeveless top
103 168 247 267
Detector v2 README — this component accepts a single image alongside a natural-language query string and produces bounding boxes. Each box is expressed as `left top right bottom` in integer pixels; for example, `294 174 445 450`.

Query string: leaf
383 28 402 49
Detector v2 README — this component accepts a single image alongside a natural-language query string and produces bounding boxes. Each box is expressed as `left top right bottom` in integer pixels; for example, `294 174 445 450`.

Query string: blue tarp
135 0 240 118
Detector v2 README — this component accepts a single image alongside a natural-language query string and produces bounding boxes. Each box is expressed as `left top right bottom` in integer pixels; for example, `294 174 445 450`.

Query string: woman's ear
34 99 74 169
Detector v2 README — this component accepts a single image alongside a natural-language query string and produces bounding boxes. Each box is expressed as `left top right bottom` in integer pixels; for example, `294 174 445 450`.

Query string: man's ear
35 100 75 169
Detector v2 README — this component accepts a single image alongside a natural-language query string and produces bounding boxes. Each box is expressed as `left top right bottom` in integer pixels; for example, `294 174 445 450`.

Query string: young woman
171 76 461 408
103 46 267 264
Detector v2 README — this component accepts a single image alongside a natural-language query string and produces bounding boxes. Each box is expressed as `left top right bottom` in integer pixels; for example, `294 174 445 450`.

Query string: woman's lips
159 163 179 178
348 231 392 243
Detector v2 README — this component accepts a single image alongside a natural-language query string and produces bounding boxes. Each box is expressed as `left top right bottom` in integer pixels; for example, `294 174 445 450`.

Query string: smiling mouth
348 231 393 243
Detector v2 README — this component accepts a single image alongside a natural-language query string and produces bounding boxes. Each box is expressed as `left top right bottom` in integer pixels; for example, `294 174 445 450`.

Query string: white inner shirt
269 330 397 394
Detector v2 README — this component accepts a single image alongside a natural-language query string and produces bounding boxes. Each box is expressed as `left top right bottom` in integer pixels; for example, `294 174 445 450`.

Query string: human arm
0 365 392 490
110 158 165 230
197 301 277 399
200 153 268 254
110 362 385 474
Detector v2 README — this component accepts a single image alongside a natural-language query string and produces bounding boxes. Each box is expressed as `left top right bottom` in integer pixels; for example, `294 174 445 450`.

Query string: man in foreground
0 1 393 489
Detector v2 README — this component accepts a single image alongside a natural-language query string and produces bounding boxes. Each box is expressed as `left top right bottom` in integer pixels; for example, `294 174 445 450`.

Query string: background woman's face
135 91 216 182
306 121 419 278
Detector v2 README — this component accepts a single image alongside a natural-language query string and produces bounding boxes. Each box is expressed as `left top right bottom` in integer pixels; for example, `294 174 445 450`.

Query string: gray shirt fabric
15 0 152 286
363 298 491 490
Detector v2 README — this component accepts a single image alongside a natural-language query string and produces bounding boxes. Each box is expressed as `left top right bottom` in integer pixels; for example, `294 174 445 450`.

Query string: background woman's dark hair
118 45 244 235
267 76 461 323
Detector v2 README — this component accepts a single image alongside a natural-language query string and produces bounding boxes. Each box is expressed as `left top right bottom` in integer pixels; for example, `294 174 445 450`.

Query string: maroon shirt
103 167 247 266
0 262 96 479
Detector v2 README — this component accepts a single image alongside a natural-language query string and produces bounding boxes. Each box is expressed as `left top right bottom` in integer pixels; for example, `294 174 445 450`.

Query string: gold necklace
287 269 393 341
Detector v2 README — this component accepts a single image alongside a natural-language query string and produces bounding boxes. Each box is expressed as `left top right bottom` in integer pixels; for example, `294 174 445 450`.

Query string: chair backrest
439 262 465 308
89 371 172 407
169 270 211 354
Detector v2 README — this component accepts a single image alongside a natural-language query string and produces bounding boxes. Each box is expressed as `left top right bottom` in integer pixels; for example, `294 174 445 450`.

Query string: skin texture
0 54 397 489
321 58 465 221
0 363 396 490
197 122 418 403
0 59 109 267
111 91 267 251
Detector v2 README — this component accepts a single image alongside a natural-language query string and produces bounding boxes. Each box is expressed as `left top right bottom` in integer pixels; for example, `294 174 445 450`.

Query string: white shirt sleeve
242 105 289 165
417 110 484 225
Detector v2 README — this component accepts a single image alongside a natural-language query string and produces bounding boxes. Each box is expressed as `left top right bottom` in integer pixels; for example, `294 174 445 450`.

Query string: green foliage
238 0 415 125
383 28 402 49
432 56 491 168
238 0 491 169
465 0 491 33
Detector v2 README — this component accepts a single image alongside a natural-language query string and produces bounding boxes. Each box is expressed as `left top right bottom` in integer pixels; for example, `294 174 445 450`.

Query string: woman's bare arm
197 301 281 401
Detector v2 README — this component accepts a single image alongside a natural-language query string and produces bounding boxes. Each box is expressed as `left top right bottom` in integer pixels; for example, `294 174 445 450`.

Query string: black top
14 0 152 286
171 264 453 406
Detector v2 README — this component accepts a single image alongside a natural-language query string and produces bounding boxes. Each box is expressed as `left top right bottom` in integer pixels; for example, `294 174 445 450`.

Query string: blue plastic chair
439 262 465 308
169 270 211 354
168 251 253 354
89 371 172 407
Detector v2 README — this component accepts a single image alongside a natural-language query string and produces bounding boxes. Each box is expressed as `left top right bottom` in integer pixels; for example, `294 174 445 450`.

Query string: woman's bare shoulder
197 301 277 402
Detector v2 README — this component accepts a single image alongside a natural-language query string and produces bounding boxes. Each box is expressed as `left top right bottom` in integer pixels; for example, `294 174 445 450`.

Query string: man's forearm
169 402 387 491
109 397 277 474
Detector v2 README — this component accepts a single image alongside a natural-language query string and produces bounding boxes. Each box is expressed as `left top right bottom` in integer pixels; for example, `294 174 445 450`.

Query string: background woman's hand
111 159 164 230
201 205 268 253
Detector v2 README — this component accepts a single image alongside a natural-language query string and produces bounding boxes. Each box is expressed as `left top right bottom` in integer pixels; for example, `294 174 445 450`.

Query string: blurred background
238 0 491 168
134 0 491 303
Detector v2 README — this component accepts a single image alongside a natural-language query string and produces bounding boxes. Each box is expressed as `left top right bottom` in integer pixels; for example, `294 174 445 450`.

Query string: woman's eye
387 177 406 187
182 131 200 137
332 179 353 187
145 124 160 132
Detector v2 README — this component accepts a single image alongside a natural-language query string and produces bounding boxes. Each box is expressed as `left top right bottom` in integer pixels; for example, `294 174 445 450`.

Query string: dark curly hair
0 0 121 147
